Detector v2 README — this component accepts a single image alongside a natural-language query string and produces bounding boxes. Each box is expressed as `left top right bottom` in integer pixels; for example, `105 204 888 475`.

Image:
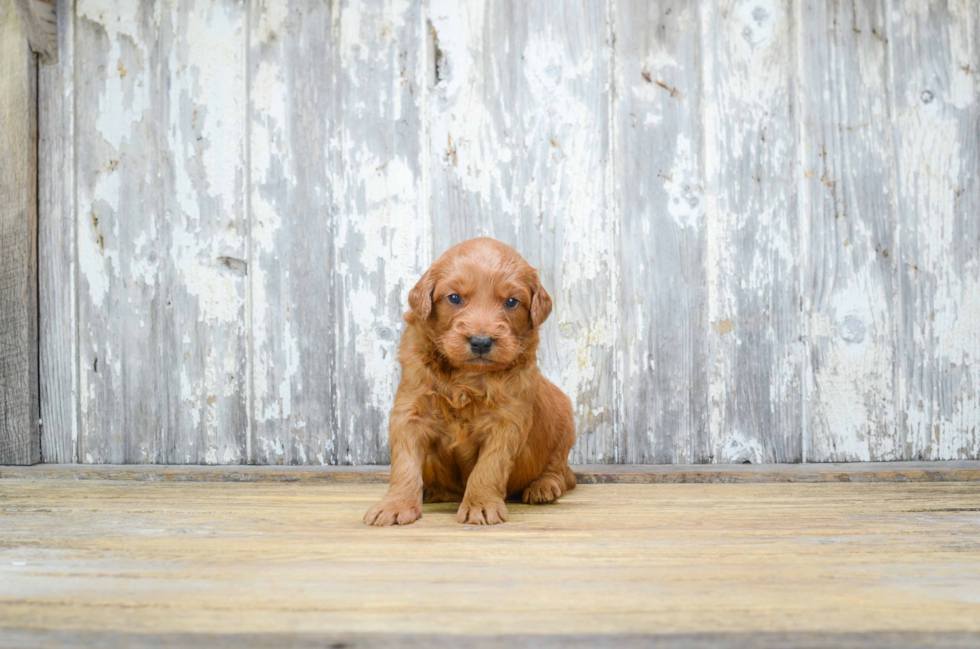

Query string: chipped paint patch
73 0 248 464
719 429 766 464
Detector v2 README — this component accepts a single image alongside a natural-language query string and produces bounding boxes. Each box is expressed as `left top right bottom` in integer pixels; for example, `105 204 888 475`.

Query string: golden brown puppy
364 238 576 526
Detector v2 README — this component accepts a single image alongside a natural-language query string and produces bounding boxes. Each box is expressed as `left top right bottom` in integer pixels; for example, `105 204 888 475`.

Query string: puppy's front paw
522 477 564 504
457 497 508 525
364 498 422 526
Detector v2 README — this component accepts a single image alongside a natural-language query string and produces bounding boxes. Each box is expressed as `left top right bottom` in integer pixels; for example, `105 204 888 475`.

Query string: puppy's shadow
419 494 541 524
422 491 530 505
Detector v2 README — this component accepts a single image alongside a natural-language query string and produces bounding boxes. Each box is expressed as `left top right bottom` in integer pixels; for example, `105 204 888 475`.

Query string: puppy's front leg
457 424 522 525
364 414 430 526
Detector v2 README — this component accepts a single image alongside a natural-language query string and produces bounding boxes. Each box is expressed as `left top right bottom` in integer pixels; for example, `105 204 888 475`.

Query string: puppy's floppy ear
528 270 552 328
405 267 435 324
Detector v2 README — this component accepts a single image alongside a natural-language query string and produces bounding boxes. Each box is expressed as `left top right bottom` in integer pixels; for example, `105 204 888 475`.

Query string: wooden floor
2 468 980 648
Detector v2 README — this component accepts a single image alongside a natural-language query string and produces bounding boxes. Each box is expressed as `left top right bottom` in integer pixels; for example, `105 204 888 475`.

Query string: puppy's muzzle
468 336 494 355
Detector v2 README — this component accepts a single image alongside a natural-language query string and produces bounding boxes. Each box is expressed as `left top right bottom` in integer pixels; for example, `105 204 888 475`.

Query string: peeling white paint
72 0 249 464
428 0 516 215
78 0 147 152
55 0 980 466
277 317 298 420
665 134 702 230
896 72 979 458
334 150 426 417
78 217 109 309
183 263 243 324
254 0 288 42
719 429 765 464
810 273 896 461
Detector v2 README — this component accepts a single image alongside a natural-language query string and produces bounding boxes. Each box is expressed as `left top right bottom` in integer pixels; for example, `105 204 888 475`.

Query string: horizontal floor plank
1 480 979 646
3 630 980 649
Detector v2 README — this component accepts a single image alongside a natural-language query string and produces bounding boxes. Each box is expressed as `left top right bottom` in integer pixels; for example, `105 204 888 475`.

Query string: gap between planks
1 461 978 483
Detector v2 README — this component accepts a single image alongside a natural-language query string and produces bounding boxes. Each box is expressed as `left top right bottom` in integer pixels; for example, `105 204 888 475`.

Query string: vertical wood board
700 0 803 463
892 0 980 460
615 0 710 463
333 0 429 465
801 0 901 461
0 0 40 466
248 0 341 465
75 0 248 463
38 0 75 463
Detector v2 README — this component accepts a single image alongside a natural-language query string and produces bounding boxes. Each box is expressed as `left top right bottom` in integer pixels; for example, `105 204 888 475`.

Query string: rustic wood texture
700 0 803 463
37 0 74 463
33 0 980 464
247 0 341 466
1 480 979 639
74 0 249 463
891 0 980 460
615 0 707 463
331 0 428 465
3 461 979 484
248 0 427 465
0 0 40 466
800 0 901 461
3 631 980 649
12 0 55 62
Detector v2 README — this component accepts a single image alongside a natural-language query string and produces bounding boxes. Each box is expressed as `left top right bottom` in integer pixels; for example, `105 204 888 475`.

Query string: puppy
364 238 577 526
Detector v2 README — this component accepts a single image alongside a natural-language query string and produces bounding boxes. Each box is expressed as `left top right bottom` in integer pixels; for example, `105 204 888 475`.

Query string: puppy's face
405 239 552 372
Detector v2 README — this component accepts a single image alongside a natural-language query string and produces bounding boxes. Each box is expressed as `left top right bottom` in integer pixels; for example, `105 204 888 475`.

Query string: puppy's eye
505 297 519 309
447 294 462 305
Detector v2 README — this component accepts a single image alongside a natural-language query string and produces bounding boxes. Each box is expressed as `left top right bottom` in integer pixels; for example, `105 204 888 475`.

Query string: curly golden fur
364 238 577 526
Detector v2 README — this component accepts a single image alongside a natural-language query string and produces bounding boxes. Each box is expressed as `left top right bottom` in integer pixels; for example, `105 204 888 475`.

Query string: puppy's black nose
469 336 494 355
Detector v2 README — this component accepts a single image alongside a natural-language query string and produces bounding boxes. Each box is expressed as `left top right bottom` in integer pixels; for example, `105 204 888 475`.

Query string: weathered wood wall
1 0 40 465
35 0 979 465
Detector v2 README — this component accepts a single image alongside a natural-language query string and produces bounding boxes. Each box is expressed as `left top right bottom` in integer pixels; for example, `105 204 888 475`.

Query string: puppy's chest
434 377 504 442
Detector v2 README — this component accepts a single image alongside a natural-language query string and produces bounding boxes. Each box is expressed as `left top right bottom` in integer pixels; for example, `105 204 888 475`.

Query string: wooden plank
800 0 901 461
615 0 708 463
37 0 75 463
75 0 248 463
12 0 55 62
247 0 339 465
699 0 803 462
4 461 979 484
427 0 617 463
0 0 40 466
248 0 426 465
332 0 429 464
0 463 392 483
891 0 980 459
1 481 979 637
573 460 980 484
3 630 980 649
